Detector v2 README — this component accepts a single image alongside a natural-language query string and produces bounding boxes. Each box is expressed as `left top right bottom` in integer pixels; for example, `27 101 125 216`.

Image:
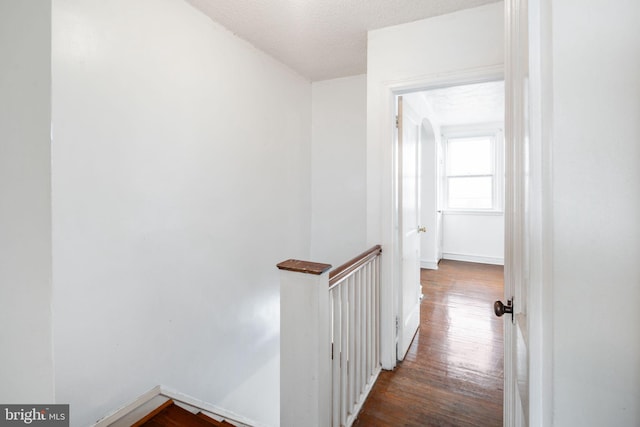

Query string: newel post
277 259 332 427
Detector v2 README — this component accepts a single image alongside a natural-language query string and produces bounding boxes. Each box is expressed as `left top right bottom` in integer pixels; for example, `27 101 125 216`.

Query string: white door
396 96 422 360
502 0 530 424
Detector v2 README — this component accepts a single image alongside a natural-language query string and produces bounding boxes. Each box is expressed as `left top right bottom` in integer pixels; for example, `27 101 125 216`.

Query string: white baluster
340 282 349 426
348 275 356 414
331 288 341 427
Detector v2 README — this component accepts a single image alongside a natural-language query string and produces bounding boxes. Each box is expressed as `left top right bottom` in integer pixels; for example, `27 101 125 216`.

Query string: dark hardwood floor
354 260 504 427
133 400 234 427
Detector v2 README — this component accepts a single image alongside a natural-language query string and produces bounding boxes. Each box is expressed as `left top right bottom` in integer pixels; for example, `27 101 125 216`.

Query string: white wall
311 75 367 268
550 0 640 424
0 1 54 403
442 213 504 264
367 2 504 368
52 1 311 425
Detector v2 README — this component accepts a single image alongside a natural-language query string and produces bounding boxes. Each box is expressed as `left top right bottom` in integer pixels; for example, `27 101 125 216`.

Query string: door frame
379 65 503 371
371 3 552 425
375 27 552 422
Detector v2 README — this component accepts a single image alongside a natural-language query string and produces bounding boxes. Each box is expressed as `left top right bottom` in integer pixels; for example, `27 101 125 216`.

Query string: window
444 132 503 211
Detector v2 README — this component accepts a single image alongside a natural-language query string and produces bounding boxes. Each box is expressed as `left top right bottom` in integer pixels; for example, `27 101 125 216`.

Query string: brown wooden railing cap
277 259 332 275
329 245 382 286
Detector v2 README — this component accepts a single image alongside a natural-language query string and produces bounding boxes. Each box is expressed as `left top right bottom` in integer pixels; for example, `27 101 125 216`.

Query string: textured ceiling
410 80 504 127
185 0 501 81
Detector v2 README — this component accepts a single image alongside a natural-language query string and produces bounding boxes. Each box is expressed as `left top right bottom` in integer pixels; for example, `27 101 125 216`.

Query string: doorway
401 80 505 271
393 79 506 422
367 3 540 424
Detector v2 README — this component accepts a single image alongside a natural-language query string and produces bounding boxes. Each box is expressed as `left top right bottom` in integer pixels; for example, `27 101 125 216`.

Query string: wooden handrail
277 259 332 275
329 245 382 287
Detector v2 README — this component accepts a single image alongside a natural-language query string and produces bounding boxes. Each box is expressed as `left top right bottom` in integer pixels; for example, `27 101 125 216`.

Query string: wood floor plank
354 260 504 427
131 399 174 427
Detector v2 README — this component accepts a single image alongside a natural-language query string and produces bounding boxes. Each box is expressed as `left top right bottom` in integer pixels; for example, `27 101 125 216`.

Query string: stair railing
277 245 382 427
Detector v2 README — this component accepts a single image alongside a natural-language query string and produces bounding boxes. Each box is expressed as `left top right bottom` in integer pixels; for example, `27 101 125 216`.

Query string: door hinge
395 316 399 334
395 115 399 128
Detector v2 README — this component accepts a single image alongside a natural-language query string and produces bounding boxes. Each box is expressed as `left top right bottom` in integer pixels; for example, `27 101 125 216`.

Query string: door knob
494 299 513 317
418 226 427 233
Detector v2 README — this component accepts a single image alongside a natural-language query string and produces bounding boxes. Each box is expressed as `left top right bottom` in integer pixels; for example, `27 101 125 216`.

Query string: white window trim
441 124 504 213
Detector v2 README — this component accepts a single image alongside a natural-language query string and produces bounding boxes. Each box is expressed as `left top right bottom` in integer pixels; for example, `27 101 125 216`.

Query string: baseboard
93 386 164 427
442 252 504 266
420 259 439 270
92 385 260 427
160 386 260 427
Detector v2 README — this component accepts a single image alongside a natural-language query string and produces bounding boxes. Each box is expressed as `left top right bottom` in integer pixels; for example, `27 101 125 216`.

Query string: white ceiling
408 80 504 127
185 0 501 81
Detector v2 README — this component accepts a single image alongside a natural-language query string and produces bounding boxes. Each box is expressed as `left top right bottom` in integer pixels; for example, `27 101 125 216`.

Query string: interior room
351 81 507 425
1 0 639 426
404 80 506 269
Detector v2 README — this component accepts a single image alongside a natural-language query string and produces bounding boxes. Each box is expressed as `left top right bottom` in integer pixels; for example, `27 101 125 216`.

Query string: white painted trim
441 127 505 212
160 386 259 427
442 252 504 266
420 259 439 270
91 385 259 427
93 385 163 427
108 396 171 427
376 64 505 371
392 64 505 95
503 0 518 423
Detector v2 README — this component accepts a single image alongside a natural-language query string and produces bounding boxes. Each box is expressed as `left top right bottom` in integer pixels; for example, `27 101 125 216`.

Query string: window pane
448 176 493 209
447 137 492 176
